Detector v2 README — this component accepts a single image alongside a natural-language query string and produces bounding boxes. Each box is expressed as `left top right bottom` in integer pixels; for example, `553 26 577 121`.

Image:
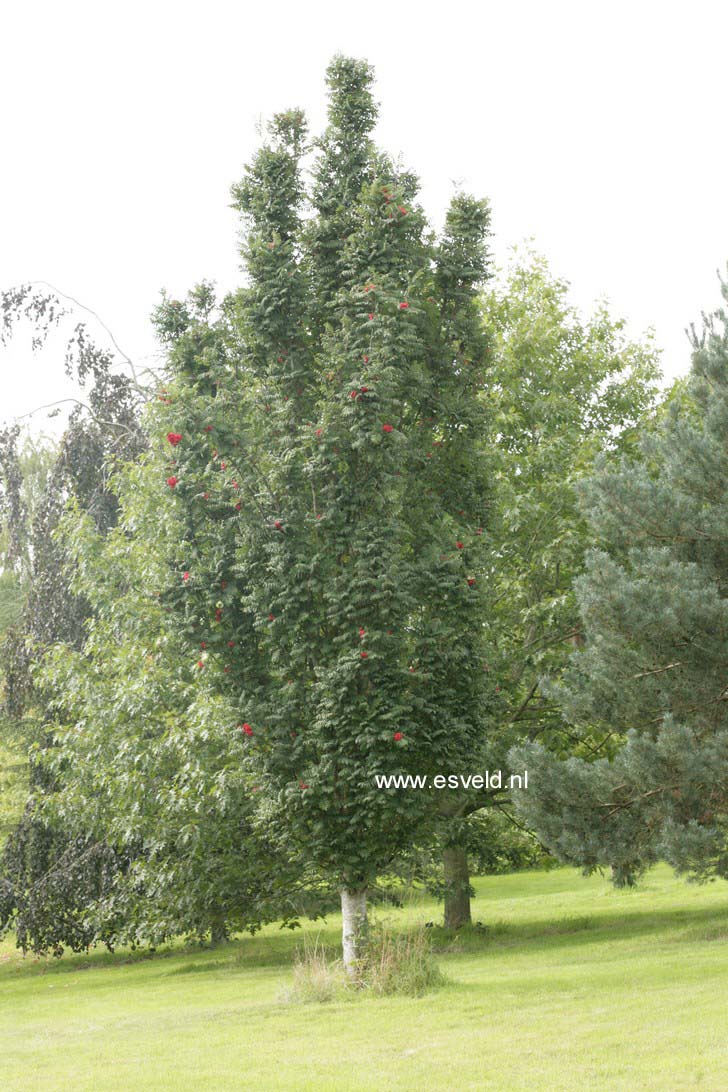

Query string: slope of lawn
1 864 727 1091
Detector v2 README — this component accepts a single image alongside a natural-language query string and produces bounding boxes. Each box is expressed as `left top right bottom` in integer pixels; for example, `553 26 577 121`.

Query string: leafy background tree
512 272 728 886
434 249 661 928
27 473 308 952
0 286 147 952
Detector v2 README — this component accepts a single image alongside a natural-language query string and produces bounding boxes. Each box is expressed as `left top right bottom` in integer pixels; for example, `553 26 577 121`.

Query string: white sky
2 0 727 436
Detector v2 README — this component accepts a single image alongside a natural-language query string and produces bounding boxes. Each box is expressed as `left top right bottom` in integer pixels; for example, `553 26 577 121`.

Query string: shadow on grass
430 902 728 959
0 925 333 982
5 892 728 988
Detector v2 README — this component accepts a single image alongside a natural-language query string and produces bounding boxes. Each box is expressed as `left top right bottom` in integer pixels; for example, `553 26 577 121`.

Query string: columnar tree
155 56 494 970
512 273 728 884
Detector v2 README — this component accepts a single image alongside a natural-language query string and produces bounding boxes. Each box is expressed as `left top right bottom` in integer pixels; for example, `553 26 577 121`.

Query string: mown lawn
1 864 727 1091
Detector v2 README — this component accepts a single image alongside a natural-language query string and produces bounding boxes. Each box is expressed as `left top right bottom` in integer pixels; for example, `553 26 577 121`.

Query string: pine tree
154 56 493 970
512 273 728 885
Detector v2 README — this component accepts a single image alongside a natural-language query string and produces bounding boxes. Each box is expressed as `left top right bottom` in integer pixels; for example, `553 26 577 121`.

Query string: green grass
2 864 728 1090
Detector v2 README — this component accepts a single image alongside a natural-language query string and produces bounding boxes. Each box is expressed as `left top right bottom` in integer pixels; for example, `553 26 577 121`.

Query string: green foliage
430 249 661 923
0 300 146 719
0 816 127 957
385 806 549 911
480 247 662 759
0 722 28 849
17 478 310 953
0 288 149 955
151 55 495 891
513 270 728 884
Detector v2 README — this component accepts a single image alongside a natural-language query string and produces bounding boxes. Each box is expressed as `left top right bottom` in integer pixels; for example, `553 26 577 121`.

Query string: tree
436 250 661 927
511 271 728 885
153 56 494 972
0 283 147 714
9 479 308 953
0 285 147 950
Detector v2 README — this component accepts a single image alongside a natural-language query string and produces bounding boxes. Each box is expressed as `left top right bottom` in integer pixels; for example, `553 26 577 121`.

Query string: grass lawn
1 863 727 1091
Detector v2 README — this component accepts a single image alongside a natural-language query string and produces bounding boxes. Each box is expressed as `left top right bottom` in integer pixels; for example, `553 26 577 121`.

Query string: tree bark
443 843 472 930
340 887 367 976
210 919 229 946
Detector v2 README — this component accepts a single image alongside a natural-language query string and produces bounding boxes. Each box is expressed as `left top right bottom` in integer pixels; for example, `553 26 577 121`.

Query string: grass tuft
359 920 446 997
280 936 348 1004
281 921 446 1003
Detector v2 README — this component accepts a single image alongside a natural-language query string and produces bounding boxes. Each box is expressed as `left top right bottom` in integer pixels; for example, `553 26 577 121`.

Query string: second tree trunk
443 843 472 929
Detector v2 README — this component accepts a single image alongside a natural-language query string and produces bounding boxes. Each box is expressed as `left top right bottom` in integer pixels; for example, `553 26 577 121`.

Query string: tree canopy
512 272 728 885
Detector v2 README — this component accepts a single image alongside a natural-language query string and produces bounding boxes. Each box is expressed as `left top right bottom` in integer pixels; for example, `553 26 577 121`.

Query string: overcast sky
2 0 727 437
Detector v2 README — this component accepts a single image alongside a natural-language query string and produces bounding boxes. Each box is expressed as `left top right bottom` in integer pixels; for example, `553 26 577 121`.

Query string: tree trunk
210 919 229 946
443 843 472 930
340 887 367 976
